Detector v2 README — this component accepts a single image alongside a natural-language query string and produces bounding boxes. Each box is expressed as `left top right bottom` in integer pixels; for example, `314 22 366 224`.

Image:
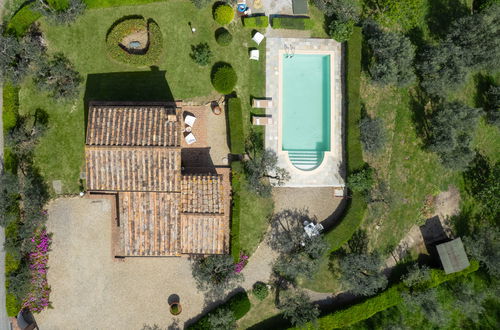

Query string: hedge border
243 15 269 28
5 3 42 37
187 291 251 329
230 161 243 261
106 17 163 67
227 98 245 154
271 16 313 30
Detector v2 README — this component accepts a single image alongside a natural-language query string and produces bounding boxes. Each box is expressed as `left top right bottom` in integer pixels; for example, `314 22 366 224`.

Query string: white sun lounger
185 133 196 145
184 114 196 127
252 115 273 126
252 31 265 45
252 98 273 108
250 49 259 61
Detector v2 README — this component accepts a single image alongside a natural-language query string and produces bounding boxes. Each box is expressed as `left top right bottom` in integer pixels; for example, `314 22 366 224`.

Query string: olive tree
278 290 320 327
360 116 386 153
191 255 243 298
464 226 500 277
35 0 86 25
338 252 388 296
34 53 82 100
244 149 290 197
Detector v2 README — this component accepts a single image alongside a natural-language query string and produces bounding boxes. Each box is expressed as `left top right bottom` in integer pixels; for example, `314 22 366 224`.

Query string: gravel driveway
36 197 207 329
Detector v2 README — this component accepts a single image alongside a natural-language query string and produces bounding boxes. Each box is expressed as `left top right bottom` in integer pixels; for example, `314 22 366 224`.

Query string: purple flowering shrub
22 228 52 312
234 254 249 273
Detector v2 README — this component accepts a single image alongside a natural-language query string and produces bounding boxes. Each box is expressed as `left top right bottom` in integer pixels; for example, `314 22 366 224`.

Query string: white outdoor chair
249 49 259 61
252 31 265 45
184 114 196 127
185 133 196 145
252 98 273 108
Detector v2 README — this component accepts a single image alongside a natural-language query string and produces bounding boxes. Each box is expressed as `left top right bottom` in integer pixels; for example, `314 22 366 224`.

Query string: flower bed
106 17 163 66
234 253 249 273
22 229 52 312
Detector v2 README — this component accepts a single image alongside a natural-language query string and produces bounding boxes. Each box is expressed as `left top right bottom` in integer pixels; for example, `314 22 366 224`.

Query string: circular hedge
211 63 237 94
252 282 269 301
213 4 234 25
106 17 163 66
215 28 233 46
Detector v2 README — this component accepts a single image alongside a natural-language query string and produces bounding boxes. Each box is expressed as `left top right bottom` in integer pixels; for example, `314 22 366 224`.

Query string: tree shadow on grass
408 88 430 144
426 0 469 39
473 73 495 109
83 67 174 137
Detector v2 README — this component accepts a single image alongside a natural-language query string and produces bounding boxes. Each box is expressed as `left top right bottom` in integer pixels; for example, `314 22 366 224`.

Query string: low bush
106 17 163 67
5 253 21 275
271 16 313 30
211 63 237 94
227 98 245 154
2 83 19 133
215 28 233 46
213 3 234 25
329 19 354 42
6 293 20 317
190 0 212 9
230 161 243 261
6 4 42 37
190 43 212 66
188 291 251 329
243 15 269 28
252 282 269 301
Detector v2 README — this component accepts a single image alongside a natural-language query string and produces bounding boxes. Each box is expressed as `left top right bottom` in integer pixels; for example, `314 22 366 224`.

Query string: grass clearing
237 290 279 329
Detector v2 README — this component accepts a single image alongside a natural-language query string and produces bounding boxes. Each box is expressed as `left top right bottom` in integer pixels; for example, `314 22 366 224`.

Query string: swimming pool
282 54 331 170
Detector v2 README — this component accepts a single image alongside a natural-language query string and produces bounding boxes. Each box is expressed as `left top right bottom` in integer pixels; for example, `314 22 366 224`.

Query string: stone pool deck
264 37 345 187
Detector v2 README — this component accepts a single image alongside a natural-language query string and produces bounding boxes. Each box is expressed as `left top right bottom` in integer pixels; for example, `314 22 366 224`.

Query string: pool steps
287 150 324 171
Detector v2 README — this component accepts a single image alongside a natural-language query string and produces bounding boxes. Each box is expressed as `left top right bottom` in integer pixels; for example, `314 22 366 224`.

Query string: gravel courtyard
36 197 207 329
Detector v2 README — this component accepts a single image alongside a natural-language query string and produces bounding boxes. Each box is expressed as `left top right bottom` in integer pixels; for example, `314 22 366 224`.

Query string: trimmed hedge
106 17 163 67
227 98 245 154
323 27 365 250
211 63 237 94
2 83 19 134
271 16 313 30
84 0 166 8
230 161 243 261
213 3 234 25
215 28 233 46
6 4 42 37
295 261 480 329
243 16 269 28
188 291 251 329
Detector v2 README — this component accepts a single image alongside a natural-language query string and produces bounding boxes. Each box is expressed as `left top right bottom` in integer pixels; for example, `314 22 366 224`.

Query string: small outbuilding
436 238 470 274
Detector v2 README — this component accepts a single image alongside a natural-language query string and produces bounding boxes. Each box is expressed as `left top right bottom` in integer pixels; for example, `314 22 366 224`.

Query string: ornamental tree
34 53 82 100
191 254 243 298
207 308 236 330
213 4 234 25
190 42 213 66
278 290 320 327
35 0 86 25
463 226 500 277
244 149 290 197
360 116 386 153
338 252 388 296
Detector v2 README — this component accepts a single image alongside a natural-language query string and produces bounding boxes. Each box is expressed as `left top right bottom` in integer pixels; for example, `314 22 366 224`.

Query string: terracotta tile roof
181 174 224 214
180 214 229 254
85 146 181 192
119 192 180 256
86 105 180 147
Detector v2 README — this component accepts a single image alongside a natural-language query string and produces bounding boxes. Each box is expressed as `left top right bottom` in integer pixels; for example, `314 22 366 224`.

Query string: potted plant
169 302 182 315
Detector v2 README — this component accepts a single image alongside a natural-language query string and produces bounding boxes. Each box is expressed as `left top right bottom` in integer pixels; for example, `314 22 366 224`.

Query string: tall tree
34 53 82 100
338 252 388 296
244 149 290 197
464 226 500 277
401 289 449 325
191 255 243 298
278 290 320 327
207 308 236 330
427 101 483 170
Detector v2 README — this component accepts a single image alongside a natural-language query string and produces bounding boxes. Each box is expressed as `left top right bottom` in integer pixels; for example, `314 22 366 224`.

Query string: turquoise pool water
282 54 331 169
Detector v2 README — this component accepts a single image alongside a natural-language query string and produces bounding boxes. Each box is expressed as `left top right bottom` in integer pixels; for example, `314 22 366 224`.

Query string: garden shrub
271 16 313 30
190 0 212 9
2 83 20 133
230 161 242 261
213 3 234 25
243 15 269 28
106 17 163 67
252 282 269 301
211 63 237 94
190 43 213 66
329 19 354 42
215 28 233 46
6 4 42 37
5 253 21 274
188 291 251 329
6 293 21 317
227 98 245 154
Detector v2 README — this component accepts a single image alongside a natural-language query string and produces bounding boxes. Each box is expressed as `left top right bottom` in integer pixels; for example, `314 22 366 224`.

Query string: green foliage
485 85 500 127
401 263 431 288
338 252 388 296
373 0 427 30
366 24 416 87
329 19 354 42
6 293 21 317
359 116 386 153
34 53 82 99
191 254 242 297
188 291 251 329
230 161 242 261
227 98 245 154
213 3 234 25
427 101 483 170
252 282 269 301
215 28 233 46
36 0 86 25
2 83 19 133
5 253 21 275
83 0 167 8
243 15 269 28
401 288 449 325
6 4 42 37
271 17 313 30
211 63 237 94
0 172 20 227
464 227 500 277
190 0 212 9
244 150 290 197
278 290 320 327
347 166 374 194
190 42 213 66
106 17 163 67
47 0 69 10
207 308 236 329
